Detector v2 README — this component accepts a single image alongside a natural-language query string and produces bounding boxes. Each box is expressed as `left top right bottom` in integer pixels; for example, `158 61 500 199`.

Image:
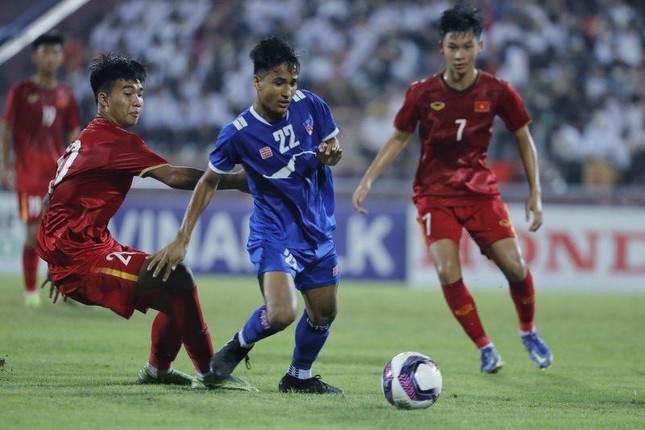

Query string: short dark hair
88 53 146 101
32 32 64 50
439 5 483 39
249 36 300 76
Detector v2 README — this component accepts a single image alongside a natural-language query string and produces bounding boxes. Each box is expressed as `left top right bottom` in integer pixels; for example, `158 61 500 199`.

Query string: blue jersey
209 89 339 248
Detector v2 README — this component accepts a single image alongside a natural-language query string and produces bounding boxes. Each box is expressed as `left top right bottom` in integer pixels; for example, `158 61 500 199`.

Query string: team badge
27 93 39 104
303 114 314 135
474 101 490 112
259 146 273 159
430 101 445 111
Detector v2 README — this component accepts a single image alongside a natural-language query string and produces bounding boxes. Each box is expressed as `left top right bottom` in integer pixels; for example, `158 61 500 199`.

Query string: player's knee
313 308 337 326
267 305 297 331
434 262 461 285
504 259 527 282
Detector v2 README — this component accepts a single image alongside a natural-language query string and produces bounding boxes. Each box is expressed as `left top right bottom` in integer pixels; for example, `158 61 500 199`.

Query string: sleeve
208 123 239 173
2 85 18 124
108 134 168 176
393 84 420 133
307 91 338 141
497 82 531 132
63 89 81 133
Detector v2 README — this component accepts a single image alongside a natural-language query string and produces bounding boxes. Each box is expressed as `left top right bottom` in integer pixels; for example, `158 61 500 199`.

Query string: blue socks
291 311 330 372
240 305 278 345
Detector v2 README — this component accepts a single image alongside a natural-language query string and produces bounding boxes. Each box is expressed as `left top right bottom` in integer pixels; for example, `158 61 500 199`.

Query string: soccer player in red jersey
36 53 252 389
1 33 81 308
353 5 553 373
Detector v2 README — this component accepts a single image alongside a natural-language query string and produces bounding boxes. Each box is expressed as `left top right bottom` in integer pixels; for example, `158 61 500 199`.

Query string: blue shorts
247 240 340 291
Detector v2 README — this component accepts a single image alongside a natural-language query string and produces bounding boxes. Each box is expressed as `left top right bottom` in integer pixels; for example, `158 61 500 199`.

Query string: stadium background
1 0 643 291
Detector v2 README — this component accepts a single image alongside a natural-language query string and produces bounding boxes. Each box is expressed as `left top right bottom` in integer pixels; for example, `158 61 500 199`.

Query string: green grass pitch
1 275 643 429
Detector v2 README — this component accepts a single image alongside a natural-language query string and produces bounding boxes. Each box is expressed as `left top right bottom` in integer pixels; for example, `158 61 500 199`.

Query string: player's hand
147 238 188 282
525 193 543 232
317 139 342 166
41 271 66 303
352 182 371 214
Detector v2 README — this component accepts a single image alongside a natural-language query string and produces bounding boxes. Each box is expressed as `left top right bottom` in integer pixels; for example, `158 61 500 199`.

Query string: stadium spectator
148 36 344 394
1 33 81 308
352 5 553 373
35 53 251 390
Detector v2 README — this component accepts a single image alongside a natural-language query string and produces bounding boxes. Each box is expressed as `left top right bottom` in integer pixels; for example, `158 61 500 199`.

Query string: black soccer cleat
278 373 343 395
207 333 252 384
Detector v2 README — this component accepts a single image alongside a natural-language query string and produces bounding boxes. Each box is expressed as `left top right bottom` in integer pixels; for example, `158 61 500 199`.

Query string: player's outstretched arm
147 168 222 281
352 129 411 214
145 164 204 190
317 137 343 166
514 125 543 232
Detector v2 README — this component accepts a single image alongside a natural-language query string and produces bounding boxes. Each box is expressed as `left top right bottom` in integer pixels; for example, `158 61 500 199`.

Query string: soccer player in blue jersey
148 36 343 394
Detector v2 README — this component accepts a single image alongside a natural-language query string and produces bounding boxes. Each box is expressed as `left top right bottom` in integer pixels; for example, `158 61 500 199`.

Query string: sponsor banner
107 193 407 280
408 204 645 292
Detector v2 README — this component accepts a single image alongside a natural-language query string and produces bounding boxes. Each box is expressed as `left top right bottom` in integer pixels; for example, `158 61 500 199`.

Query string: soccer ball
382 351 442 410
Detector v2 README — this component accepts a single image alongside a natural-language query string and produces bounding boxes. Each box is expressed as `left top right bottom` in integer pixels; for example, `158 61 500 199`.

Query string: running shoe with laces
521 331 553 369
278 373 343 395
480 345 505 374
208 333 252 383
137 366 193 386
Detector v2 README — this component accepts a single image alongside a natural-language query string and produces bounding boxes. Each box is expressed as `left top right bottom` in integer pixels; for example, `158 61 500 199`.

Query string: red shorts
414 196 516 252
53 245 154 319
17 191 45 223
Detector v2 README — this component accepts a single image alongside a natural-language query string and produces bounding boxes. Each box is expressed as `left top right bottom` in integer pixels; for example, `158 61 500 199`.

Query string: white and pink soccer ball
382 351 442 410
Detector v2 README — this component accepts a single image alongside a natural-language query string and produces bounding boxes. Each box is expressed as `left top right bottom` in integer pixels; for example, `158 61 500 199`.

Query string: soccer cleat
137 366 194 386
521 331 553 369
193 373 258 392
208 333 252 383
480 345 505 374
278 373 343 395
24 291 42 308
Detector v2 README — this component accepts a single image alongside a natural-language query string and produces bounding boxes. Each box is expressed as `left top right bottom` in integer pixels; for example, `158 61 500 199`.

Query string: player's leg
486 238 553 368
278 282 342 394
19 191 43 307
428 239 502 373
278 243 342 394
136 259 214 380
208 271 297 384
418 201 500 372
22 221 41 307
471 198 552 369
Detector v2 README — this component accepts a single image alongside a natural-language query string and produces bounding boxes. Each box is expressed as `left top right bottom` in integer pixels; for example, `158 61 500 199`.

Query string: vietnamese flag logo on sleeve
474 101 490 112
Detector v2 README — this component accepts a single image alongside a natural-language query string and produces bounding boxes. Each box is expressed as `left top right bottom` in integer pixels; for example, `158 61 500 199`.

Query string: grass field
1 275 643 429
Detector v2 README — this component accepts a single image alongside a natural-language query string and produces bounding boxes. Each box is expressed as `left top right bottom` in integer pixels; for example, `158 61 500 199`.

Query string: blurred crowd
8 0 645 186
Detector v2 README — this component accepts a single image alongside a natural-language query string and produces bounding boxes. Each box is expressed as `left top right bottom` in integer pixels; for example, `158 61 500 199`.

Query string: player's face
99 79 144 129
32 44 64 76
253 63 298 122
439 31 482 77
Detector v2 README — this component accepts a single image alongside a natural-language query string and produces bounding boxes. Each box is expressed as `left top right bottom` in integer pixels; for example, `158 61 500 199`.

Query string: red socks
508 271 535 332
22 246 39 292
441 279 489 348
166 287 213 374
148 312 181 371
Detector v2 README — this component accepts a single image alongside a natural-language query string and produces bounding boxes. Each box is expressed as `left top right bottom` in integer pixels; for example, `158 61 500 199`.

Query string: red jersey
2 80 81 193
394 71 530 205
36 118 167 281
